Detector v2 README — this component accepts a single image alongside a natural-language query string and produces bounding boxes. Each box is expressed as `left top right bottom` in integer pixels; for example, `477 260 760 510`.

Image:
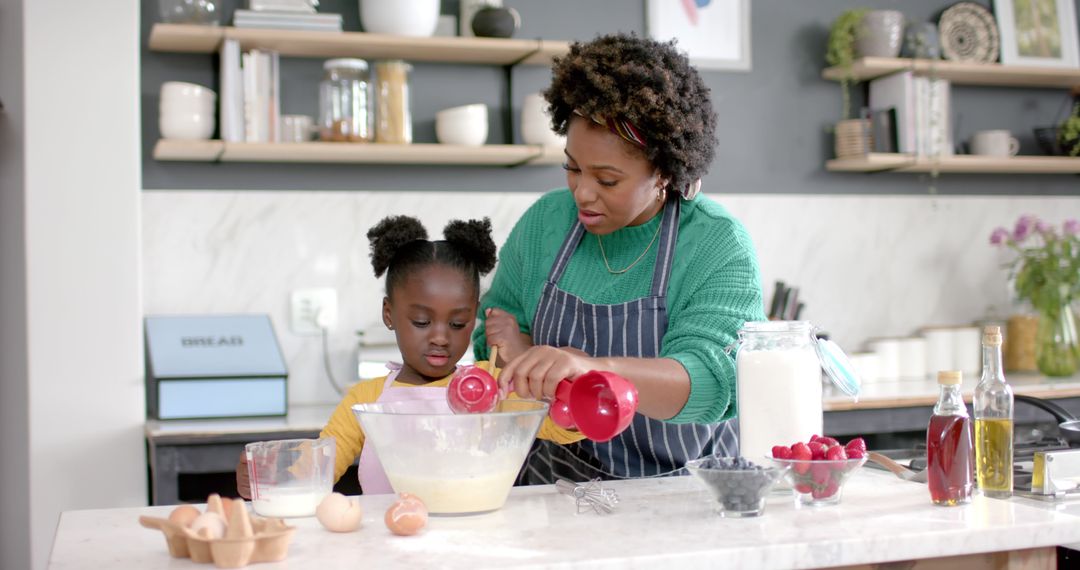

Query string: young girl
237 215 581 497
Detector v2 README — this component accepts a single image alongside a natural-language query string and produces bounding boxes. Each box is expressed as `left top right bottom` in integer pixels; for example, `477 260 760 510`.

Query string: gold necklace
596 221 662 275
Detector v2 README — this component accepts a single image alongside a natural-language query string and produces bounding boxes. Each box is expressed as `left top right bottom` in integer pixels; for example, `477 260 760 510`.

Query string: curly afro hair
545 32 718 197
367 216 497 298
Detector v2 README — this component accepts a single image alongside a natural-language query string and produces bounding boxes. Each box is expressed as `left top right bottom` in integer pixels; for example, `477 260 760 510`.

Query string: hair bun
443 218 497 276
367 216 428 277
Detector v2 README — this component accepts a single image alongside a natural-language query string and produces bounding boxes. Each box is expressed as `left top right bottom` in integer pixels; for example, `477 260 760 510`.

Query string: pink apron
355 365 450 495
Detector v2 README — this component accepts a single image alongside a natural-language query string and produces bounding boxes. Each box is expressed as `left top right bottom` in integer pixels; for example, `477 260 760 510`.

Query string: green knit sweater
472 188 764 424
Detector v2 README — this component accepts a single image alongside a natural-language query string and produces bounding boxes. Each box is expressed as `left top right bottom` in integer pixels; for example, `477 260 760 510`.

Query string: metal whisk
555 478 619 515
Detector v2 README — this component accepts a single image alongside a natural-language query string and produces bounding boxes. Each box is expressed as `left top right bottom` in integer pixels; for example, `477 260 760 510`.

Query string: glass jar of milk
733 321 860 463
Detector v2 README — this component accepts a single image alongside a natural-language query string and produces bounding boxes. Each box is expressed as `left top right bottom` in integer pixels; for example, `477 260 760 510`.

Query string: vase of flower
1035 295 1080 377
991 216 1080 377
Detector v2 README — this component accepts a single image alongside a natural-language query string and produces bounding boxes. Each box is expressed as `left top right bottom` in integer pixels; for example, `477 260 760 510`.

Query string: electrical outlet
290 288 338 335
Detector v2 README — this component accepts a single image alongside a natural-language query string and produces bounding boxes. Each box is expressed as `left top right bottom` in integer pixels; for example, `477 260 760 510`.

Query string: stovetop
872 435 1078 501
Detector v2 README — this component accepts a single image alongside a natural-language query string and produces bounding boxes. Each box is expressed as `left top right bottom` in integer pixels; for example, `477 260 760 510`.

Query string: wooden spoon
868 451 928 483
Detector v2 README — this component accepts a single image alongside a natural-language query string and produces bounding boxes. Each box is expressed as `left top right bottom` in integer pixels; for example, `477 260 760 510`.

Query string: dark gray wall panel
140 0 1080 194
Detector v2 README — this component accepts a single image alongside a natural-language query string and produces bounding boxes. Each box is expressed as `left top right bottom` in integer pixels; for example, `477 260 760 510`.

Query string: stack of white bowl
521 93 565 147
435 104 488 146
159 81 216 140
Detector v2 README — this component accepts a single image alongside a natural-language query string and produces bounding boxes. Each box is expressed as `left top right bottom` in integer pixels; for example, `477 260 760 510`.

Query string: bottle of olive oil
974 326 1013 498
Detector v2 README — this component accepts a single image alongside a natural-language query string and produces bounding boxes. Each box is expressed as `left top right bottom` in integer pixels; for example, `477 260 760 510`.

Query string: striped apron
517 195 738 485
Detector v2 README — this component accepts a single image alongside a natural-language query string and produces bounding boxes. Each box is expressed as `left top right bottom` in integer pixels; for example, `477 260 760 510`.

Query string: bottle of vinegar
927 370 974 506
974 326 1013 498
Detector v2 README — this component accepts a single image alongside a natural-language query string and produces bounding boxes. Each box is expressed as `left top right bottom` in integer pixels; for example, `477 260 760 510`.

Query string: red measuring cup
448 366 638 443
549 371 638 443
447 364 501 414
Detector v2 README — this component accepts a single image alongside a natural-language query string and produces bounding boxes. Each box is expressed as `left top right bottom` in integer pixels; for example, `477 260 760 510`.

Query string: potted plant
1058 100 1080 157
990 216 1080 377
826 9 870 158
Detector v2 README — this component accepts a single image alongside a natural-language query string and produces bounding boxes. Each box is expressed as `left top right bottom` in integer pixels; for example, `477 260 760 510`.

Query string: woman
474 33 765 484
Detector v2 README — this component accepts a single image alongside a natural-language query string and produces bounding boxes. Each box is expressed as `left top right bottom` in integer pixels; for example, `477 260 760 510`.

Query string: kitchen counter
823 372 1080 411
50 471 1080 569
823 373 1080 439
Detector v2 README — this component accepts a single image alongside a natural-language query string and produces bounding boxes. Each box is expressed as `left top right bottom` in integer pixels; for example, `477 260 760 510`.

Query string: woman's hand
236 450 251 499
484 307 532 365
499 345 593 400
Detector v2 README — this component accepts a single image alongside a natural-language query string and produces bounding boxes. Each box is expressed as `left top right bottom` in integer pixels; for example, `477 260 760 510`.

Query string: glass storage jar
730 321 859 461
734 321 824 462
319 58 372 142
374 60 413 144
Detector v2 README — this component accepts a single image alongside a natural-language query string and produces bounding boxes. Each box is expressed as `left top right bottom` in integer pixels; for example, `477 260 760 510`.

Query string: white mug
520 93 566 147
970 130 1019 157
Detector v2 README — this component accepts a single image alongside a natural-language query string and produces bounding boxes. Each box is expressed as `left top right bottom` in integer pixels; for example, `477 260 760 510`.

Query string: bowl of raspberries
769 436 867 507
685 456 789 518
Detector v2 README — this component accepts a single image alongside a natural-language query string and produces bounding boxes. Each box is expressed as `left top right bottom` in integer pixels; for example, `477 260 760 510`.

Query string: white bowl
160 112 215 140
361 0 439 37
160 81 216 105
436 104 488 146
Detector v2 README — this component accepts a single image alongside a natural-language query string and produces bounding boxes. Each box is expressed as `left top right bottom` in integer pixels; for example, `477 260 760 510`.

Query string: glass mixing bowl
352 399 548 515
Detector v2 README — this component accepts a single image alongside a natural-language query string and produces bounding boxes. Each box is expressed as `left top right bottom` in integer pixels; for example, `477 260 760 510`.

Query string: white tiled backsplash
142 190 1078 405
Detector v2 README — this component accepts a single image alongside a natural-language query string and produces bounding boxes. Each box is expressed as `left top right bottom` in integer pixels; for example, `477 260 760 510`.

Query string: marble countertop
824 372 1080 411
49 471 1080 569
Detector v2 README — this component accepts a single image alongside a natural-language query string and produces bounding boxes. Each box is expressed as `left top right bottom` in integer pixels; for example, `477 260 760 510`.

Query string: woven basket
834 119 873 158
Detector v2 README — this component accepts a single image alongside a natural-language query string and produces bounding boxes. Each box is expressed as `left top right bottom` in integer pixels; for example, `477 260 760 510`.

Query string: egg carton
139 495 295 569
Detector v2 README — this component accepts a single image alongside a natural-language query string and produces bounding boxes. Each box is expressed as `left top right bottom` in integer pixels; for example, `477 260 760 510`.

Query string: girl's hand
236 449 252 499
499 345 593 400
484 307 532 365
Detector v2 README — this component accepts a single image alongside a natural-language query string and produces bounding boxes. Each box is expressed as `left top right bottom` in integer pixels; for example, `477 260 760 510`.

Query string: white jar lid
324 58 368 71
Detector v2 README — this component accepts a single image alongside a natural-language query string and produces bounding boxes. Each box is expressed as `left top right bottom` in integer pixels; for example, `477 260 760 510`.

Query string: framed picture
994 0 1080 67
646 0 751 71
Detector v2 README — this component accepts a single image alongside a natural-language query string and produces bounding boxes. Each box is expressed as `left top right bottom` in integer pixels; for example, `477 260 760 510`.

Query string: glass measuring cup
245 438 335 517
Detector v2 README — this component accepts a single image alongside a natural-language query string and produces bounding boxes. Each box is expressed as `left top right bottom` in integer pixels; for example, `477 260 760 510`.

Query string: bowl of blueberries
685 456 788 518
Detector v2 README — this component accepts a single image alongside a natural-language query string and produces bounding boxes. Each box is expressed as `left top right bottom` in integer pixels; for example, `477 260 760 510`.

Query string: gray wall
0 0 31 567
141 0 1080 195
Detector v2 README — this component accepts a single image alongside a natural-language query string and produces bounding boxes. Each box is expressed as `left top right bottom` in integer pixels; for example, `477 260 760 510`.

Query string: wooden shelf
153 139 225 161
149 24 568 65
822 57 1080 88
826 153 1080 174
153 140 564 166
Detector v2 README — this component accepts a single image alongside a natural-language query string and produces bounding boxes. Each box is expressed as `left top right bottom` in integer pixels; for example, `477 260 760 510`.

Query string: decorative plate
938 1 1000 63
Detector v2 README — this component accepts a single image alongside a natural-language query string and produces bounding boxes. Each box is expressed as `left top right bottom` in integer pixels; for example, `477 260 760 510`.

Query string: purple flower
1014 215 1038 242
1065 219 1080 236
1035 220 1051 235
989 227 1010 246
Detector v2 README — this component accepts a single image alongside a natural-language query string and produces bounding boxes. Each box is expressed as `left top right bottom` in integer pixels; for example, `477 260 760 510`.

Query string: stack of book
219 39 282 143
233 9 342 32
869 71 953 157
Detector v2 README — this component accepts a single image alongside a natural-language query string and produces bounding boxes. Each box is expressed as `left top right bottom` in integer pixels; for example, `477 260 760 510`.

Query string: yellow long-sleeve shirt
320 361 584 482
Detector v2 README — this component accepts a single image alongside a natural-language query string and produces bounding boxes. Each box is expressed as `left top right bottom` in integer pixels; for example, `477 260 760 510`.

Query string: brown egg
316 493 363 533
167 505 200 528
384 492 427 536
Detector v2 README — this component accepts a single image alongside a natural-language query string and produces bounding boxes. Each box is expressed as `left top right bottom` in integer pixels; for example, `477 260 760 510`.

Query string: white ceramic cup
436 104 488 146
280 115 314 143
361 0 440 37
160 111 215 140
970 130 1019 157
520 93 566 147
